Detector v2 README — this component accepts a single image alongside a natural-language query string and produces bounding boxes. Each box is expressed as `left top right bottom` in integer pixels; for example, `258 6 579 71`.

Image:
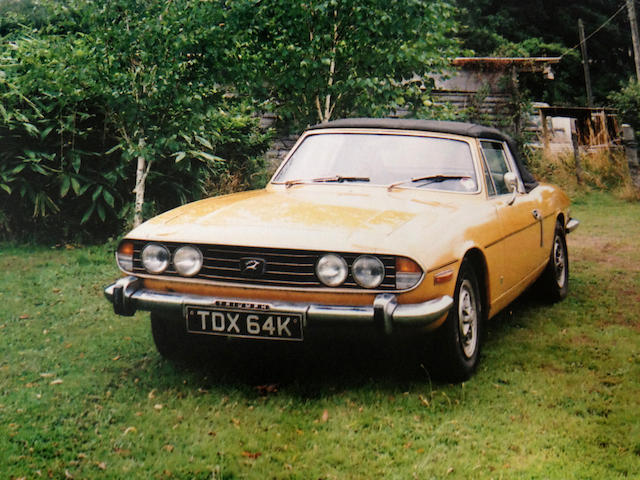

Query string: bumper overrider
104 276 453 336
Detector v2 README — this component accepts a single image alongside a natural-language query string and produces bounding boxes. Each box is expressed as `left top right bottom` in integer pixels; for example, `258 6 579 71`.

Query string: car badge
240 257 266 277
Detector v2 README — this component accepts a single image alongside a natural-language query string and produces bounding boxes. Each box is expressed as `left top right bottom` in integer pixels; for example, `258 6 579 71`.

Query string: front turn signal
116 240 134 272
395 257 422 290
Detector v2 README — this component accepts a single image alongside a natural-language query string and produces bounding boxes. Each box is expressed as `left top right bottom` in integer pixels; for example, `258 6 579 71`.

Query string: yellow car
105 118 578 381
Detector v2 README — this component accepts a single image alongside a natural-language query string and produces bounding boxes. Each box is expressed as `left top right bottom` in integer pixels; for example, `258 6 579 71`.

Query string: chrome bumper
104 276 453 335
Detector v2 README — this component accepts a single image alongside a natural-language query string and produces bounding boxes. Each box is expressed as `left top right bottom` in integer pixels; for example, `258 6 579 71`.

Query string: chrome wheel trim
553 234 567 289
458 278 478 359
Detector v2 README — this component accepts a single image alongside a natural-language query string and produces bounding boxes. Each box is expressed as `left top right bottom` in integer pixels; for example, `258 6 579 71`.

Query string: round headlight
141 243 170 274
173 246 203 277
316 254 348 287
352 255 385 288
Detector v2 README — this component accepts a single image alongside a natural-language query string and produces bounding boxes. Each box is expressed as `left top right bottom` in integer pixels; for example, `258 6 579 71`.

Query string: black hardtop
309 118 510 142
308 118 538 192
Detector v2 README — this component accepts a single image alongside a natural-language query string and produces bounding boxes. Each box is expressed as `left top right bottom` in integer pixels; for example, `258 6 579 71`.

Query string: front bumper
104 276 453 335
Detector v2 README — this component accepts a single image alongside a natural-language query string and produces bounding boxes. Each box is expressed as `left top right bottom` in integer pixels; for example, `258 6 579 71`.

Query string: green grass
1 192 639 479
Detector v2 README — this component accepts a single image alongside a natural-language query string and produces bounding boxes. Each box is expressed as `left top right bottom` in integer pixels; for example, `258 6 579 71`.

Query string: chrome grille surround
128 240 398 290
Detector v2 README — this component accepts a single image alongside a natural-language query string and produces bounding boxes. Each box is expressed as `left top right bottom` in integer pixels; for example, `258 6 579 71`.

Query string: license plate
185 306 304 341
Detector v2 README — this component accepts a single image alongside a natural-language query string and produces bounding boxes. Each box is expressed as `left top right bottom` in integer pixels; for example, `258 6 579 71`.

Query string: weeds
526 147 640 201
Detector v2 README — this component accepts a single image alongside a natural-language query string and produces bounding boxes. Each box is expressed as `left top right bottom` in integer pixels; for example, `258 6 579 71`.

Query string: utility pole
579 19 593 106
627 0 640 81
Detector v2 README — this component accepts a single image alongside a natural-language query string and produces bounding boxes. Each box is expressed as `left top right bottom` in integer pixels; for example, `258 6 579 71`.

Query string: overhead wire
560 2 628 59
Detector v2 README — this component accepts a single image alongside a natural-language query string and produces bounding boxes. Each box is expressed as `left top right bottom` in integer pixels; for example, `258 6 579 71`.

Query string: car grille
130 240 398 290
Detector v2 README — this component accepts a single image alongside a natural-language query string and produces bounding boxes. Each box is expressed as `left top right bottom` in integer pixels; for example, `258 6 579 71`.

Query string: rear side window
480 141 511 195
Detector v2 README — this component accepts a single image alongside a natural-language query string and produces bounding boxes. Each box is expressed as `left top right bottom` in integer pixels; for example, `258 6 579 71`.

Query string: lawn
1 192 639 479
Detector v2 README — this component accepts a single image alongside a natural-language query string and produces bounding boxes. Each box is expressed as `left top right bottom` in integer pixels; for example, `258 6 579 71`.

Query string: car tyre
538 221 569 302
150 312 187 359
431 260 483 382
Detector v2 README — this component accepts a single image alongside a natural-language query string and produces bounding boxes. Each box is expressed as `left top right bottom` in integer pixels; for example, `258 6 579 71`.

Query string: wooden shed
432 57 561 134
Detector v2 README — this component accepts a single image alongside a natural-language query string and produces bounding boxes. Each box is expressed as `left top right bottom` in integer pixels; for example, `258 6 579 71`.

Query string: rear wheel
431 260 483 382
537 222 569 302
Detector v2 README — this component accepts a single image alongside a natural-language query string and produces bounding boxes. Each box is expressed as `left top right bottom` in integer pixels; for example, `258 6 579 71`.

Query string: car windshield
272 132 478 193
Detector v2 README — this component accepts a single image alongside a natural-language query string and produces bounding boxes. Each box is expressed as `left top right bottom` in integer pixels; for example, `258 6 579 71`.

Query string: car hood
127 186 469 255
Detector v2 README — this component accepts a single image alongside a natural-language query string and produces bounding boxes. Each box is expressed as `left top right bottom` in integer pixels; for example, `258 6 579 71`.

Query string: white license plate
185 306 304 341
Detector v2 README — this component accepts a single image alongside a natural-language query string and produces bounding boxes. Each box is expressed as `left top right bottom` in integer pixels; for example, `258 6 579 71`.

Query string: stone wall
265 135 298 174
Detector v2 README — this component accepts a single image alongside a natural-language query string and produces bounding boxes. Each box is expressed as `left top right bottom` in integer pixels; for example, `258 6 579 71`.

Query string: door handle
532 209 543 246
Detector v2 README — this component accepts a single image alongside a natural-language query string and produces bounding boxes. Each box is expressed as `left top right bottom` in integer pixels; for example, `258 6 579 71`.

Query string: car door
480 140 546 296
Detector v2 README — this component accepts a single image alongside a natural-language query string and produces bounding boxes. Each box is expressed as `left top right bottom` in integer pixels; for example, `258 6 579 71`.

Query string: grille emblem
240 258 266 277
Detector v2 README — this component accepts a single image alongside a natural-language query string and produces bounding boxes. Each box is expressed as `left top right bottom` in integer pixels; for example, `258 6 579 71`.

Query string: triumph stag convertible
105 118 579 381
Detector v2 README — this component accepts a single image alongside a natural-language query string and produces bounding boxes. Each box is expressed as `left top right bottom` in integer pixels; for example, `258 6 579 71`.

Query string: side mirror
504 172 519 205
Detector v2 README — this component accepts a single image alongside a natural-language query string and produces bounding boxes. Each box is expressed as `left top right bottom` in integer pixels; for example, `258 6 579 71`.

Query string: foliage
2 194 640 477
226 0 460 129
0 0 271 241
0 0 51 36
453 0 635 106
0 28 120 238
609 79 640 135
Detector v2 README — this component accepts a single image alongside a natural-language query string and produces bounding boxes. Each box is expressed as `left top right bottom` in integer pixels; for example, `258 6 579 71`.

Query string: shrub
609 79 640 136
0 1 272 243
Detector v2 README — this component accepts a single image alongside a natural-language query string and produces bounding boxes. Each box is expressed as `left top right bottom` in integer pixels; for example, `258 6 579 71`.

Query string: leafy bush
609 79 640 136
0 0 271 242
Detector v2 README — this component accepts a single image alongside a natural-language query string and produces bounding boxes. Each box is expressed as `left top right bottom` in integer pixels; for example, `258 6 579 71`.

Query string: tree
226 0 460 129
0 0 271 240
609 79 640 134
84 0 249 226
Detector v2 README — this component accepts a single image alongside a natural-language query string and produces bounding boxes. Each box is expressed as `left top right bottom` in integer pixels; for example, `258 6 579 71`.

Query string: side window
481 141 511 195
481 155 497 196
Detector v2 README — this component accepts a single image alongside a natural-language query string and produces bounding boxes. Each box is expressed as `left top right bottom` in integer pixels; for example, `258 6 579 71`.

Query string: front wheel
431 260 483 382
150 312 188 359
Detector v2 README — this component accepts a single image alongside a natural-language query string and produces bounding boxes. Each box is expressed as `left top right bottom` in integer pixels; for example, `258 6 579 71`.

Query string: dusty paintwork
124 177 570 318
105 120 576 381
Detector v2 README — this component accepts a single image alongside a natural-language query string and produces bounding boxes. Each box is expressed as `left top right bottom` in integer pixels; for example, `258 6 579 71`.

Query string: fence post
622 124 639 167
571 119 584 184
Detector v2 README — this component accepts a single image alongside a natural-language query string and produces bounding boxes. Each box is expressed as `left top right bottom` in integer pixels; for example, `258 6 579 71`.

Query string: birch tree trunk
316 10 339 123
133 136 147 227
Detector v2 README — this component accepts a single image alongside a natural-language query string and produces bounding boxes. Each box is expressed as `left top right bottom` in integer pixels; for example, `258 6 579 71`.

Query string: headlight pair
316 254 385 289
141 243 203 277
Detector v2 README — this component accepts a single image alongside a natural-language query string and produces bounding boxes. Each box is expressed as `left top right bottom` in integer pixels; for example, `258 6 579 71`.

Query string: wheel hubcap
553 235 567 288
458 279 478 359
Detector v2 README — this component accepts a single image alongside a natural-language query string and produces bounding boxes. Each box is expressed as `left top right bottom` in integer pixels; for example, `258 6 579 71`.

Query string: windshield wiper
387 174 471 192
284 175 370 188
